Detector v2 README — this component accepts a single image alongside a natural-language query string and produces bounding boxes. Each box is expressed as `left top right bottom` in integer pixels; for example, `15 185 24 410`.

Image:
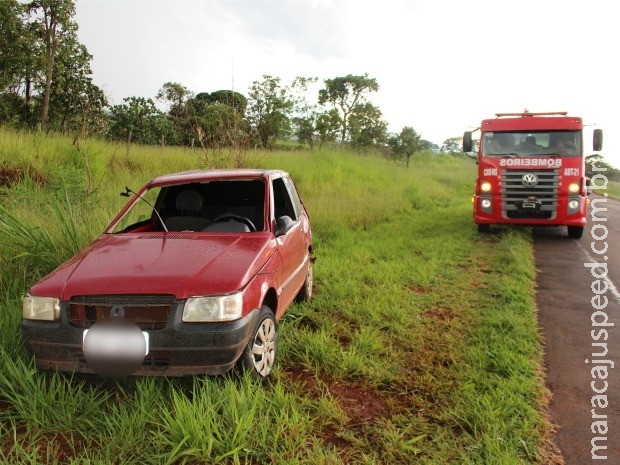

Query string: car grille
68 294 174 330
502 169 558 219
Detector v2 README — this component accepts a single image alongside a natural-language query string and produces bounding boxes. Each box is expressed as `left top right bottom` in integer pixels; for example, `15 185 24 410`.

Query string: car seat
164 190 211 231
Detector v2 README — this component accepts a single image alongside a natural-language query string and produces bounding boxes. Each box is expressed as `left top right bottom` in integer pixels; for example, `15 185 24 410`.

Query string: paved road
535 194 620 464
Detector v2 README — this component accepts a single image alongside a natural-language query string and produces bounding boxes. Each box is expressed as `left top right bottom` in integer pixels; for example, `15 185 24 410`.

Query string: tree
0 0 39 124
388 126 421 166
348 102 388 149
190 90 248 148
46 39 106 135
586 154 619 181
441 137 463 154
288 76 319 148
418 139 439 152
315 108 341 146
202 90 247 113
26 0 78 128
0 0 27 91
318 73 379 145
246 75 294 149
107 97 176 148
156 81 193 143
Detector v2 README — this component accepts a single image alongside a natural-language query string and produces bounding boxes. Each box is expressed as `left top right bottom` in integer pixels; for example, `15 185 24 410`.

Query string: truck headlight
481 199 492 209
568 182 580 193
569 200 579 210
480 181 492 193
22 295 60 321
182 293 243 322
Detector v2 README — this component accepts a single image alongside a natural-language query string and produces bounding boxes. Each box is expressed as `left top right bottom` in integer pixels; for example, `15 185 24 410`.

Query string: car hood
30 232 276 300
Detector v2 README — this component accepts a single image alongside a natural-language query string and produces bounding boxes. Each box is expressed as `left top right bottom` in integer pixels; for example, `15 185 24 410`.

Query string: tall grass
0 128 554 463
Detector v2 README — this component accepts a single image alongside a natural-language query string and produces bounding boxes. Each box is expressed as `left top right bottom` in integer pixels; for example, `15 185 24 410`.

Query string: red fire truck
463 111 603 239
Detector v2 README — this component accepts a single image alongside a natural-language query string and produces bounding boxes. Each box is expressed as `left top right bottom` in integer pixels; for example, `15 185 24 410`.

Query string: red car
21 169 313 378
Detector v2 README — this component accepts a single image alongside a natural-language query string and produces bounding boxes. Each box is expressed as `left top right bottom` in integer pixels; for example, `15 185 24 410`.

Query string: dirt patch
422 305 457 322
286 368 389 423
286 367 390 453
408 284 430 294
0 166 47 187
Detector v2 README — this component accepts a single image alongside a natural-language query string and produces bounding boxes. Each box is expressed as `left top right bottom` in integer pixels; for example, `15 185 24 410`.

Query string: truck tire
567 226 584 239
477 224 490 233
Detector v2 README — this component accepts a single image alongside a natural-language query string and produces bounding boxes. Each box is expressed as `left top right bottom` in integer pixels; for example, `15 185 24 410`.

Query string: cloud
216 0 350 59
75 0 619 164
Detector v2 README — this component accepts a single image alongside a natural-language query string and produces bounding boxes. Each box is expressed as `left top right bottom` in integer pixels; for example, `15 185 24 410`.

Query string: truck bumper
473 194 587 227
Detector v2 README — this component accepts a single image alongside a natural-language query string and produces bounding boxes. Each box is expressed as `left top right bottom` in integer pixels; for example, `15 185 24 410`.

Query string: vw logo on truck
521 173 538 187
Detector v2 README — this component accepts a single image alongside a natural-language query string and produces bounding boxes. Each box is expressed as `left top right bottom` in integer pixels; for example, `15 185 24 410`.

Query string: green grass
606 180 620 199
0 128 554 463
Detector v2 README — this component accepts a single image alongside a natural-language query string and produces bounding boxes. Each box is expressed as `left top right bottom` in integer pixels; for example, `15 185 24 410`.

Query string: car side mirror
276 216 295 237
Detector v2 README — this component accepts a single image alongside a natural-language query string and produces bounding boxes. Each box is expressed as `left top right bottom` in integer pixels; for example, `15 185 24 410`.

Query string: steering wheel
212 213 257 232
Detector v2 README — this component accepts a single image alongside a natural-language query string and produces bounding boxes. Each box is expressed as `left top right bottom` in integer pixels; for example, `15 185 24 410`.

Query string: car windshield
107 179 266 234
482 131 581 157
109 186 164 233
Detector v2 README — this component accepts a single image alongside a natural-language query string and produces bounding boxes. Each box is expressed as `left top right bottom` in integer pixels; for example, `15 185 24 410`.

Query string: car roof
146 169 289 187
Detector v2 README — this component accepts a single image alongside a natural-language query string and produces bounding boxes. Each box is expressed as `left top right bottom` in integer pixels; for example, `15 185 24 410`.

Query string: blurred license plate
82 328 149 356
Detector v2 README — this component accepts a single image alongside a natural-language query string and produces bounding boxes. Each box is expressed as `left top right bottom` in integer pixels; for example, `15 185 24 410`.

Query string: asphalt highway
535 193 620 464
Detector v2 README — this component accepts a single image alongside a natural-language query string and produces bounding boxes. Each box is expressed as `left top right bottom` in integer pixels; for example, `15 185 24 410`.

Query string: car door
272 176 308 316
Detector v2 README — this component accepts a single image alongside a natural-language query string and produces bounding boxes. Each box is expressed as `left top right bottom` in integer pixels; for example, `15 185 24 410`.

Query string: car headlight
568 182 580 193
182 293 243 322
22 295 60 321
480 181 492 193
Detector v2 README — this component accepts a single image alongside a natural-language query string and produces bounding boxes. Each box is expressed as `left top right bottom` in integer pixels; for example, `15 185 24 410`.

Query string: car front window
109 187 163 233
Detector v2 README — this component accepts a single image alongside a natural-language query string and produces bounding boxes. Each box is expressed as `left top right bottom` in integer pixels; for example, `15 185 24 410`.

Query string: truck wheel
295 261 313 303
477 224 490 233
567 226 584 239
239 306 277 379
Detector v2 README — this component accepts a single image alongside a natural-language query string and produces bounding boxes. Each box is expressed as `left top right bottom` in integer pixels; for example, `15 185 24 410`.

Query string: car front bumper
21 307 260 376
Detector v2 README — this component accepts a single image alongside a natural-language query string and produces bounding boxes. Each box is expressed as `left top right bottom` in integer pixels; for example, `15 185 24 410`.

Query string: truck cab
463 111 603 239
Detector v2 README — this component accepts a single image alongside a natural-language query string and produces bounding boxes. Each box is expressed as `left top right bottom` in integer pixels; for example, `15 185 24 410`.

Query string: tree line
0 0 447 161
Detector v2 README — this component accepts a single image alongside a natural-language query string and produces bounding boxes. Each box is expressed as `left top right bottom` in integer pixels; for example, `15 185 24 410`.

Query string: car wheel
295 261 313 303
239 306 277 379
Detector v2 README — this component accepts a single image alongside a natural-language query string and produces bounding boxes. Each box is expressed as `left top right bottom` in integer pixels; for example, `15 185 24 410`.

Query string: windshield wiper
121 187 169 232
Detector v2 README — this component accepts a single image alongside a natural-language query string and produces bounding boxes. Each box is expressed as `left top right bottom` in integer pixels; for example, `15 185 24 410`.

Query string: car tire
295 261 313 303
239 306 277 379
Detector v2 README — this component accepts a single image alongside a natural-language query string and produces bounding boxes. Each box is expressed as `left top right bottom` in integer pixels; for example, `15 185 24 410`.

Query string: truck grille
501 169 559 219
68 294 174 330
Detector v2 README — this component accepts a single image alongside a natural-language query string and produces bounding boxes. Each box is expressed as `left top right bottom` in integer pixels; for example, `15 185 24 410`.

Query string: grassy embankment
0 129 556 464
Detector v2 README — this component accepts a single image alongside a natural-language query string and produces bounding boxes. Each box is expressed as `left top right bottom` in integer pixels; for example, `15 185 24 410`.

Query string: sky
75 0 619 166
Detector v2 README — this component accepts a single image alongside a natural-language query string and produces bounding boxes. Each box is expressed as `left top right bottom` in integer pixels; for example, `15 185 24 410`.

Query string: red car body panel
30 233 277 301
21 169 313 376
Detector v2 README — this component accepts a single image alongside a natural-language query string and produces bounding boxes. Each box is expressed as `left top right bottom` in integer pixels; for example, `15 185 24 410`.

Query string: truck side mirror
462 131 473 152
593 129 603 152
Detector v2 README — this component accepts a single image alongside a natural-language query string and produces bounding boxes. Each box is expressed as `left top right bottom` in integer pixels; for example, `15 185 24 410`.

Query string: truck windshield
482 131 581 157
